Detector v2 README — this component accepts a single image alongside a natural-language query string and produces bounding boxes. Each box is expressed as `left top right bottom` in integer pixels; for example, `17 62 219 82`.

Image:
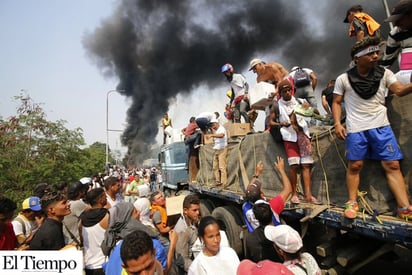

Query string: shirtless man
249 58 289 86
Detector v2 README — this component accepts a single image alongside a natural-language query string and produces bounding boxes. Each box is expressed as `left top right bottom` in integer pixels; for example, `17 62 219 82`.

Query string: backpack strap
63 222 81 247
14 216 26 237
294 262 308 274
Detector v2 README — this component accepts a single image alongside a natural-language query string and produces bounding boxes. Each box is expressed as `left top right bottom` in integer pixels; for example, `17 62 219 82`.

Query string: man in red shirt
0 195 17 250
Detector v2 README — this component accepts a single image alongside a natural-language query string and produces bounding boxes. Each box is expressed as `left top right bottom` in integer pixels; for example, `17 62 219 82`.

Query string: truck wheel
200 199 215 217
212 206 244 257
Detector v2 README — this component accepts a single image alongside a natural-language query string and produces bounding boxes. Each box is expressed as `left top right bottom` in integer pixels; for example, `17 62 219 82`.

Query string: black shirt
245 226 282 263
29 218 65 250
322 86 334 110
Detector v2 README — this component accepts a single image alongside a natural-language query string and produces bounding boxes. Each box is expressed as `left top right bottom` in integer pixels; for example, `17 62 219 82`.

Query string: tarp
195 93 412 214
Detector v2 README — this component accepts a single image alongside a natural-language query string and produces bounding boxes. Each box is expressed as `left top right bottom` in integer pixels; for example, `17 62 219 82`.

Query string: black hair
149 191 161 203
120 230 154 267
85 188 105 206
182 194 200 209
252 202 272 226
104 176 119 190
33 183 51 199
40 191 66 212
0 195 17 215
198 216 219 238
54 182 68 192
351 36 381 58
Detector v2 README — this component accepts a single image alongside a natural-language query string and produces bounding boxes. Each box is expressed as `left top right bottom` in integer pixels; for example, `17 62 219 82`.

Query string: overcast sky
0 0 398 162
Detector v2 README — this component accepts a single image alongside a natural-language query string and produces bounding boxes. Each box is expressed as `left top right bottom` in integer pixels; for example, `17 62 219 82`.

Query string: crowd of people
2 1 412 275
0 156 322 275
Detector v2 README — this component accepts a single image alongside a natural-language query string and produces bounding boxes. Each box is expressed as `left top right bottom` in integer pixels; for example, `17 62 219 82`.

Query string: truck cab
158 141 188 193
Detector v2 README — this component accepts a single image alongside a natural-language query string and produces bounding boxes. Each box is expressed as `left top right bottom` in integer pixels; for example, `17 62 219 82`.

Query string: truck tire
200 199 215 217
212 206 244 257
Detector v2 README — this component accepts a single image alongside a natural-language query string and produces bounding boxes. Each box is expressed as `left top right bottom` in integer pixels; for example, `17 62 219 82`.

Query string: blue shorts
346 126 403 161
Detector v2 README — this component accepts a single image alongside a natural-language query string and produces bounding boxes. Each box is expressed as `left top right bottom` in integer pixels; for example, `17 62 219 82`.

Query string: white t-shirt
334 68 397 133
188 245 239 275
284 252 321 275
230 73 248 98
12 214 33 238
106 193 123 207
213 125 227 150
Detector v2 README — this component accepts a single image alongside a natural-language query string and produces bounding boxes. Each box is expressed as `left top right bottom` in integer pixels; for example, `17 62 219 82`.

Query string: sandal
344 200 359 219
290 195 300 204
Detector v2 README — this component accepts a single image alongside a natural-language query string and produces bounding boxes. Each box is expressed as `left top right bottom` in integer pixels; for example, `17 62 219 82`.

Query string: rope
328 128 347 170
314 132 331 209
358 190 383 224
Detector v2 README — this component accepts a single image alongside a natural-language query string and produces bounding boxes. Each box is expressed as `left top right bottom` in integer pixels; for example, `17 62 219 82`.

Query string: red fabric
283 140 300 159
233 95 244 104
183 122 198 139
0 223 16 250
269 195 285 216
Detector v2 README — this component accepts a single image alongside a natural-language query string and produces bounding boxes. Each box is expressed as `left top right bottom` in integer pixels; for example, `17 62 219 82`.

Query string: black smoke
83 0 397 164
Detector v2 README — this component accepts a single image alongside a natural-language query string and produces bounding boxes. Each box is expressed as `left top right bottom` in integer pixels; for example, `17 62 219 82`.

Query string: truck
158 141 188 195
159 93 412 272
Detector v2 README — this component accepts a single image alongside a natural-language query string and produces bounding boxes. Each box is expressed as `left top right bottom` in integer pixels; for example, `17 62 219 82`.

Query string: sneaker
291 195 300 204
397 205 412 220
344 201 359 219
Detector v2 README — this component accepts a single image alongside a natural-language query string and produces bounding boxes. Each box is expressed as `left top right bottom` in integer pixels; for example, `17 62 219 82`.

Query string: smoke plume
83 0 396 164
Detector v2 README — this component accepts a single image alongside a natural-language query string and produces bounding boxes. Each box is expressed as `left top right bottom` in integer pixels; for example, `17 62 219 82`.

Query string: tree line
0 95 112 205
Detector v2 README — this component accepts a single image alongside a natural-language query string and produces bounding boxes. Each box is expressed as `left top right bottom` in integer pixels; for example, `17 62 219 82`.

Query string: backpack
293 68 311 88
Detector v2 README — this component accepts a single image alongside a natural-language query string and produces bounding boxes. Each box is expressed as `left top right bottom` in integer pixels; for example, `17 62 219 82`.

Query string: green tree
0 95 106 204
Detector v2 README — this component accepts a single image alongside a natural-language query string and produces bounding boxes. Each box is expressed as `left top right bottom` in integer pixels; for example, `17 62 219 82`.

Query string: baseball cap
245 179 262 202
385 0 412 22
249 58 263 71
22 196 41 211
237 259 293 275
343 5 363 23
210 116 218 123
264 224 303 253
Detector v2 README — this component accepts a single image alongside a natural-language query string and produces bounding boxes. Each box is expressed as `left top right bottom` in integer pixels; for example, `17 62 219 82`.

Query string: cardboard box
204 134 214 144
249 82 276 110
227 122 251 137
166 195 185 227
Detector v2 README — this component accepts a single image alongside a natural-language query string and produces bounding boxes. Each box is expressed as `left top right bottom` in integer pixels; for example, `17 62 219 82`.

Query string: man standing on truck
221 63 250 123
276 79 321 205
333 36 412 220
209 117 228 187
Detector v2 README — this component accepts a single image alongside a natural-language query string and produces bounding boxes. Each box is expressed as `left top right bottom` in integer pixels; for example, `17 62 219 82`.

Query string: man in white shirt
209 117 228 187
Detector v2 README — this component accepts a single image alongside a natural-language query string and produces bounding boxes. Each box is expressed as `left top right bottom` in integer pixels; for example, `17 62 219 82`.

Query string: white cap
210 117 218 123
249 58 263 71
264 225 303 253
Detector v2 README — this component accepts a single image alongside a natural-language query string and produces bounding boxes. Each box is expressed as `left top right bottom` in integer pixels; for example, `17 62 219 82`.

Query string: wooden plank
316 242 334 258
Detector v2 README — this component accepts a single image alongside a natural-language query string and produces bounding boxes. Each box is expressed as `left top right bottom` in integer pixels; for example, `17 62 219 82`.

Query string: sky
0 0 398 164
0 0 128 159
